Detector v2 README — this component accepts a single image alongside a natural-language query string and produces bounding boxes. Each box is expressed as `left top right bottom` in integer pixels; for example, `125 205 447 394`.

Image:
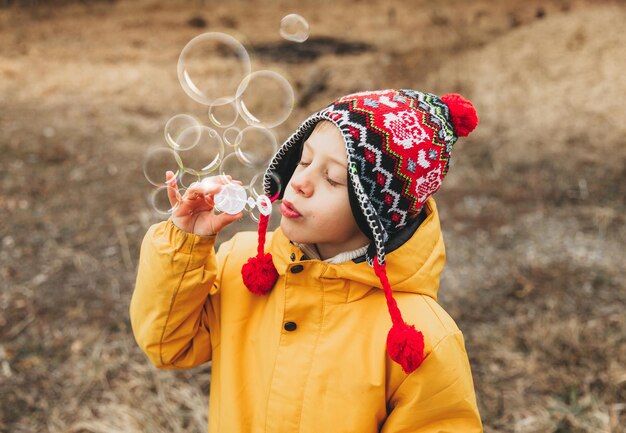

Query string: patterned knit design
264 89 461 264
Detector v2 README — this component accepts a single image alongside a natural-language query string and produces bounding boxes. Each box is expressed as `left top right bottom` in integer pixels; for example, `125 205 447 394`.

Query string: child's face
280 121 370 259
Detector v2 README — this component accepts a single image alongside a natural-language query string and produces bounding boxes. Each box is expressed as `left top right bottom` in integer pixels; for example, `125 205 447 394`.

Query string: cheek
321 191 355 228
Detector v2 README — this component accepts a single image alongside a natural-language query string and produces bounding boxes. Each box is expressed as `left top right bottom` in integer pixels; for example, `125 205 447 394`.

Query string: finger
211 211 244 233
200 177 244 195
165 171 181 207
176 194 214 216
183 182 206 201
201 182 225 197
200 174 233 190
185 182 223 206
203 174 231 184
203 192 216 208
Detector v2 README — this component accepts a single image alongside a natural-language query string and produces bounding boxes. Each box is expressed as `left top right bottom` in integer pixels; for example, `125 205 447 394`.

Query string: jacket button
284 321 297 332
290 253 296 262
290 264 304 273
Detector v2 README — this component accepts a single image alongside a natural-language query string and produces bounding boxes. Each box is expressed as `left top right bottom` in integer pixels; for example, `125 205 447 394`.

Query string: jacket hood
268 196 446 301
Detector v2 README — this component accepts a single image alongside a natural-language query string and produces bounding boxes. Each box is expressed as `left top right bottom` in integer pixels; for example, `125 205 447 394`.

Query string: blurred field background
1 0 625 432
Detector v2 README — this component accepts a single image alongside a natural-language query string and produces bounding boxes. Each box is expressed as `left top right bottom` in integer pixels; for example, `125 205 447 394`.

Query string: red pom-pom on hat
441 93 478 137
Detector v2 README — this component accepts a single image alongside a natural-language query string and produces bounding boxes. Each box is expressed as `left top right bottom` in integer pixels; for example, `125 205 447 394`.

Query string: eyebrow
303 141 347 169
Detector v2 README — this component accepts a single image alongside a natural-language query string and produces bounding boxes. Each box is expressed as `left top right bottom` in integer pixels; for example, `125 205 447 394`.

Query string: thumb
211 211 244 233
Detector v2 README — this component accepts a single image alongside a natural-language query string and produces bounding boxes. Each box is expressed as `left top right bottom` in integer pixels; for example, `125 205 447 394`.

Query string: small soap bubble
218 152 257 187
208 98 239 128
223 126 242 147
143 147 183 187
235 126 277 168
249 204 262 222
148 186 180 215
176 126 224 176
164 114 201 150
249 171 282 200
175 170 199 190
177 32 251 106
236 70 295 128
280 14 310 43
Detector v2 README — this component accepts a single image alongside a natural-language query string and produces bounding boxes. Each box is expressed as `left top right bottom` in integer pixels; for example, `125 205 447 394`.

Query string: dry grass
1 0 624 432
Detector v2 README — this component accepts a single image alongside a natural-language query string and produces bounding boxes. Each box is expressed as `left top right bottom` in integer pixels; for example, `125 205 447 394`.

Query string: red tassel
374 257 425 374
440 93 478 137
387 322 425 374
242 210 278 295
242 252 278 295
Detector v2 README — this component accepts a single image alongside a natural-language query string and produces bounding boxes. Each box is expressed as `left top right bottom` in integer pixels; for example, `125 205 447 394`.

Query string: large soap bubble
236 70 295 128
280 14 310 43
175 126 224 176
177 32 251 106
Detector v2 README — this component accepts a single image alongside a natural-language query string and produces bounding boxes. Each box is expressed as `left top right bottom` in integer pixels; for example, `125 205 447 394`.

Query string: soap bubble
177 32 251 106
143 147 183 186
236 70 295 128
249 204 262 222
235 126 278 168
175 170 199 190
175 126 224 176
249 171 282 200
148 186 180 215
164 114 201 150
280 14 310 43
208 98 239 128
223 126 242 147
218 152 257 187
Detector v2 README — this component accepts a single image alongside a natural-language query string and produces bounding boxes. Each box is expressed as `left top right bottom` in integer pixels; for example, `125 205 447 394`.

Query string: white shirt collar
294 242 370 264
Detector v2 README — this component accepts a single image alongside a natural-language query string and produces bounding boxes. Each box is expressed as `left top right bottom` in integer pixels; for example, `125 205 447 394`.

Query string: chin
280 217 313 245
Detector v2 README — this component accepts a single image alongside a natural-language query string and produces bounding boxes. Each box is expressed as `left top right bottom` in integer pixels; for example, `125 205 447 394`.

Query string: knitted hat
241 88 478 374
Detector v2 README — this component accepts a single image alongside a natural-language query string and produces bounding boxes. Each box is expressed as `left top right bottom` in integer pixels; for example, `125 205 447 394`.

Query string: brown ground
1 0 625 432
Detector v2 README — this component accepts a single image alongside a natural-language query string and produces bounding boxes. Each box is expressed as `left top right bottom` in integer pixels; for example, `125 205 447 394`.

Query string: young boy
130 89 483 432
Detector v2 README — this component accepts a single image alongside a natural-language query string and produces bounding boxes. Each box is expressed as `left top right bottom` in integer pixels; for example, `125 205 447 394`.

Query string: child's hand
165 171 244 237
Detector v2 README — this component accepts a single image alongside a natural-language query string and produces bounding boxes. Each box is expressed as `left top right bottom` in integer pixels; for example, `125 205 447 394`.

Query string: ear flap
347 174 375 241
265 121 319 201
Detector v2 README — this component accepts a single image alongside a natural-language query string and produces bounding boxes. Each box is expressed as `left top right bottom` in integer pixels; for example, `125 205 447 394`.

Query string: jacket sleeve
129 218 233 370
381 332 483 433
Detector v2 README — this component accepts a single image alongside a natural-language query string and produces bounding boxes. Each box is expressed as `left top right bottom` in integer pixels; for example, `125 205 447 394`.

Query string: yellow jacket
130 196 483 432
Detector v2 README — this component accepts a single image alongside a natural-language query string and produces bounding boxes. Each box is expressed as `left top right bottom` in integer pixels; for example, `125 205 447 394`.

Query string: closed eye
325 175 340 187
297 161 341 187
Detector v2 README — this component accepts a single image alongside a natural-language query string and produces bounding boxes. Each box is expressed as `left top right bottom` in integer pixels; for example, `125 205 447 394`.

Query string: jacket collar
269 196 445 301
290 201 428 264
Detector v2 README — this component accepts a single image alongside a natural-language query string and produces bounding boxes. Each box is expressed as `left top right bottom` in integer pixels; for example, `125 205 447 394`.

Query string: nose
290 167 314 197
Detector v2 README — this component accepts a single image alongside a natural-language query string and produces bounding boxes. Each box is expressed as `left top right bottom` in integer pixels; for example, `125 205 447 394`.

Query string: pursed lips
281 199 302 217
